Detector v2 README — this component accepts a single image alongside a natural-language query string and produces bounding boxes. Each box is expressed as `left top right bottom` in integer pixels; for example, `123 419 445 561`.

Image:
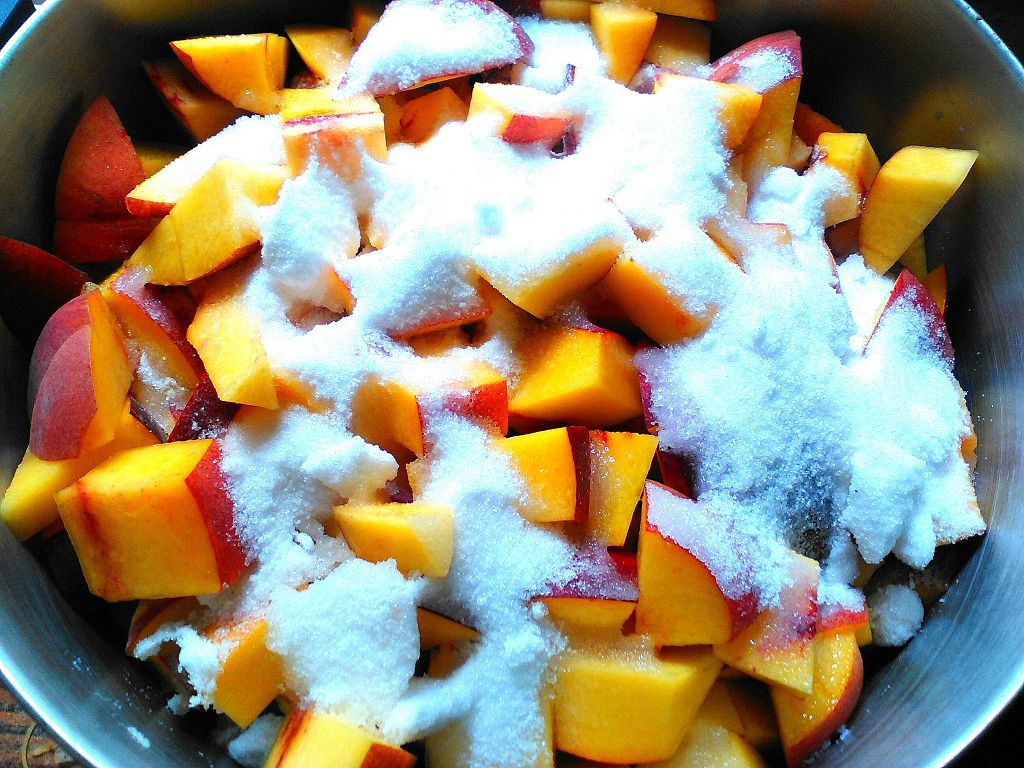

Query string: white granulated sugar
735 48 797 93
837 253 895 351
868 584 924 646
227 714 283 768
515 17 606 93
267 559 423 727
125 726 150 749
341 0 529 95
133 624 220 708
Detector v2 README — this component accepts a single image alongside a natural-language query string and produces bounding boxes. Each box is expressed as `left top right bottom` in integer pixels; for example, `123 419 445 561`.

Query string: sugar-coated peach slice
863 268 953 364
283 110 388 178
554 644 722 763
285 25 355 83
510 325 642 427
399 86 469 144
1 403 157 541
171 34 289 114
55 439 246 601
30 292 134 461
168 374 240 443
417 607 479 648
713 550 820 696
587 430 658 546
591 2 658 85
500 426 590 524
279 90 380 123
187 264 279 410
810 132 881 227
143 60 246 143
265 708 415 768
771 630 863 768
209 617 286 728
0 237 87 351
333 501 454 577
645 16 711 72
125 596 198 655
533 548 639 632
792 102 843 147
636 481 758 646
130 158 287 285
654 74 762 151
468 82 574 145
860 146 978 275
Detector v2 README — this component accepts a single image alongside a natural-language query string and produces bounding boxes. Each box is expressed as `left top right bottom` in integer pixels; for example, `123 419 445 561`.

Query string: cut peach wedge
591 2 658 85
129 158 287 285
863 268 953 364
283 108 388 178
653 74 762 152
793 102 843 146
810 132 881 227
533 548 639 632
399 86 469 144
264 708 415 768
171 33 289 114
467 82 573 145
30 291 135 462
55 439 246 601
636 481 758 646
554 644 722 763
649 720 766 768
500 426 590 524
209 616 286 728
539 0 593 22
285 25 355 83
771 630 863 768
645 16 711 72
509 325 642 427
143 60 246 142
417 607 479 648
332 501 454 577
587 430 658 546
860 146 978 275
1 403 157 541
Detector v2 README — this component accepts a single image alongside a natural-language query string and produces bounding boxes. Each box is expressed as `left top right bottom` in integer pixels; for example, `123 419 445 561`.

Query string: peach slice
129 158 287 285
283 110 388 178
625 0 715 20
645 15 711 72
554 644 722 763
509 325 642 427
899 233 928 280
587 430 658 546
333 501 454 577
771 631 863 768
143 60 246 142
209 617 286 728
709 31 803 185
863 268 953 364
859 146 978 274
534 549 638 632
350 0 383 46
726 679 781 754
818 593 871 647
136 143 185 179
793 102 843 147
539 0 593 22
417 607 479 648
591 2 658 85
171 33 289 114
1 403 157 541
811 132 881 227
924 263 947 315
0 237 87 350
713 550 820 696
500 426 590 524
30 291 134 461
168 374 240 443
468 82 574 145
399 86 469 144
636 481 758 646
649 720 766 768
125 596 199 655
55 439 246 601
653 74 762 151
187 264 279 410
264 709 415 768
285 25 355 83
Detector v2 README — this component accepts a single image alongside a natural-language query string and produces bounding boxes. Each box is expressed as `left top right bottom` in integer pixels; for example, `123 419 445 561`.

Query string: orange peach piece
924 263 948 315
350 0 383 46
726 679 781 754
636 481 758 646
386 281 492 340
285 25 355 83
283 110 388 178
793 102 843 147
812 132 881 227
899 233 928 280
264 708 415 768
378 93 404 145
625 0 715 20
645 16 711 71
1 403 157 541
30 291 134 461
279 90 380 123
554 645 722 763
144 60 246 142
333 501 454 577
771 631 863 768
187 266 279 410
136 143 185 179
587 430 658 546
509 325 642 427
55 439 245 601
591 2 658 85
540 0 593 22
210 617 286 728
597 257 711 345
350 376 422 459
649 721 766 768
860 146 978 274
653 74 762 151
400 86 469 144
467 82 573 145
537 595 636 632
696 680 746 733
171 33 289 114
130 158 287 285
713 551 820 696
501 426 590 524
417 607 479 648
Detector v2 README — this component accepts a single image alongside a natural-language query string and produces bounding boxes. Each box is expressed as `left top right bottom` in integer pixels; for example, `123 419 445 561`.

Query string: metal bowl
1 1 1022 766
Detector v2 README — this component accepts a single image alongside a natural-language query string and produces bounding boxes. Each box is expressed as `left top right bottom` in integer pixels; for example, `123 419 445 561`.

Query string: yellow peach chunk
417 607 479 648
645 16 711 71
283 109 387 178
726 679 781 753
333 501 454 577
510 326 642 427
860 146 978 274
540 0 594 22
349 376 422 460
500 427 589 524
400 87 469 144
654 75 762 151
591 3 658 85
264 709 415 768
350 1 383 46
143 60 247 143
627 0 716 20
538 595 636 631
554 644 722 763
587 430 658 546
812 132 880 227
649 721 766 768
285 25 355 82
171 33 289 114
279 90 379 123
924 263 948 315
211 618 286 728
899 234 928 280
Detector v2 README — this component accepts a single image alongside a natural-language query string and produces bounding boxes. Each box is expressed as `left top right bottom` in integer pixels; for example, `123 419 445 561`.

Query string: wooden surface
0 688 78 767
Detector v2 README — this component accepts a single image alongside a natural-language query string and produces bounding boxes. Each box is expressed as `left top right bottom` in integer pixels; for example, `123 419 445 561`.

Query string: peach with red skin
28 294 91 407
863 268 953 364
53 217 162 265
143 60 245 143
168 375 240 442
